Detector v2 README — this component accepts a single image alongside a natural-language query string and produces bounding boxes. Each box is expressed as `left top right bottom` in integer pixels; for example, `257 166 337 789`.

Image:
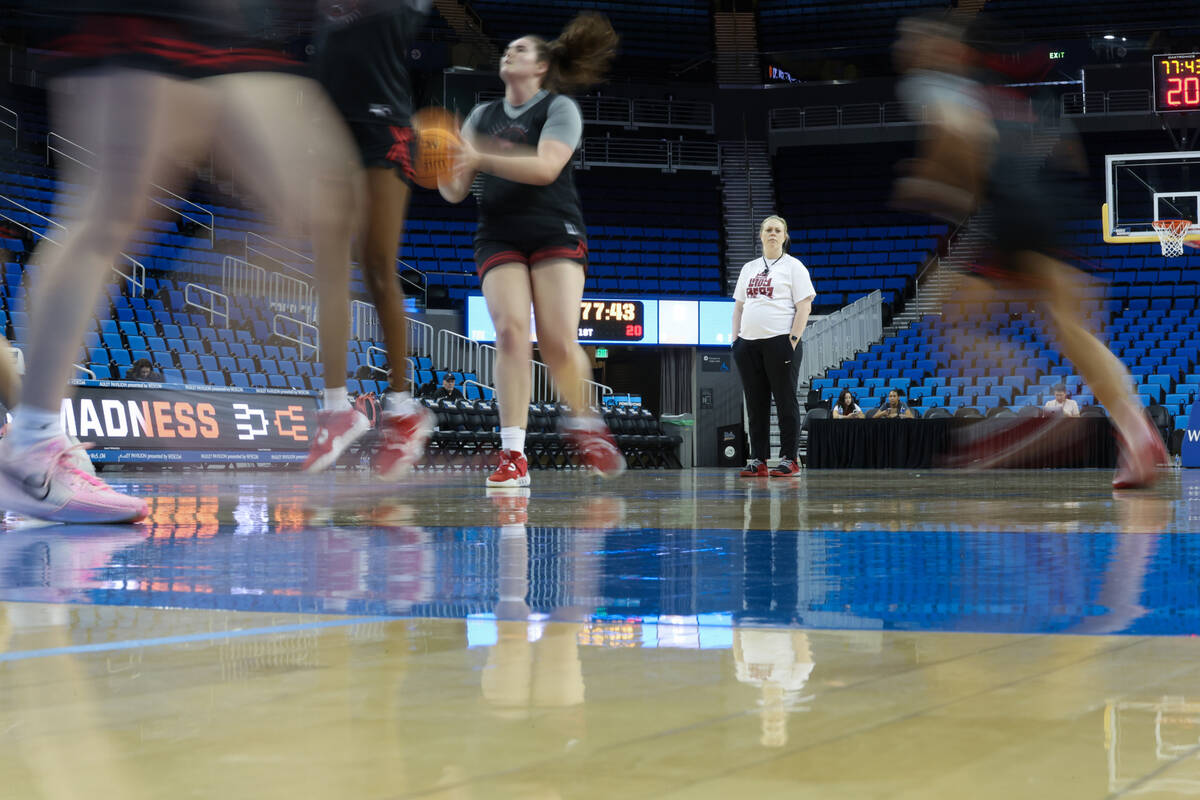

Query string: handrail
46 132 215 246
579 137 720 173
244 231 314 281
396 257 428 298
0 194 143 295
796 290 883 384
582 378 614 409
769 101 925 131
1061 89 1152 116
0 104 16 149
365 345 390 378
462 378 495 400
117 253 146 298
73 363 96 379
351 299 380 341
408 317 433 359
530 359 554 404
473 92 715 133
222 255 268 298
435 328 480 375
184 282 230 328
272 313 319 359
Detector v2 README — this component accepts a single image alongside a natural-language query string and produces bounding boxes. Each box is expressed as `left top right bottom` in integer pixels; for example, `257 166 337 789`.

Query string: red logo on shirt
746 273 775 299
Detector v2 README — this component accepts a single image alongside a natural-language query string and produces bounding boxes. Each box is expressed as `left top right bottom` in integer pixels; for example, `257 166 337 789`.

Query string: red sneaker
769 458 801 477
564 418 626 478
739 459 768 477
302 408 370 473
1112 418 1169 490
487 449 530 488
371 404 434 480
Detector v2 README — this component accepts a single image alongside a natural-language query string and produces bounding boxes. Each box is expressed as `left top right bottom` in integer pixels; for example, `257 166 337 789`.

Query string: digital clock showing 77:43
577 300 645 342
1154 53 1200 112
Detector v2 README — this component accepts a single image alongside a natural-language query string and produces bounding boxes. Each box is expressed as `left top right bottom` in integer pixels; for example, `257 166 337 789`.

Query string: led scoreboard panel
1154 54 1200 113
465 294 736 346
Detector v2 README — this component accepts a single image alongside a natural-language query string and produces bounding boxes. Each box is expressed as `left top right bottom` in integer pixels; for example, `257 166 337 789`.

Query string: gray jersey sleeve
461 104 484 142
540 95 583 150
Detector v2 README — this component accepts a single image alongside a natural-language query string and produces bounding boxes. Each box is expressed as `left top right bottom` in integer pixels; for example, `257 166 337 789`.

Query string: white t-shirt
733 253 816 340
832 403 862 418
1043 397 1080 416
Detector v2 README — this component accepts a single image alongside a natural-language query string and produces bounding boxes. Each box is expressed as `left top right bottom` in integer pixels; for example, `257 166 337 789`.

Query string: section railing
184 282 230 329
73 363 96 379
268 271 315 324
1061 89 1152 116
769 101 925 131
579 137 720 173
0 194 144 296
272 313 319 360
435 329 481 377
0 104 16 149
462 378 495 400
46 132 215 246
397 257 428 299
797 290 883 383
474 92 714 133
351 300 380 342
222 256 268 299
366 345 390 378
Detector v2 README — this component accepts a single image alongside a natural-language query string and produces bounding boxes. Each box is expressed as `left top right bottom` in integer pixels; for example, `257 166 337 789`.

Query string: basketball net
1151 219 1193 258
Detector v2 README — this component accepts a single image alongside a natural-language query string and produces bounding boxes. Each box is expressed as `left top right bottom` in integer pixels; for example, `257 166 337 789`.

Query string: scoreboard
1154 54 1200 113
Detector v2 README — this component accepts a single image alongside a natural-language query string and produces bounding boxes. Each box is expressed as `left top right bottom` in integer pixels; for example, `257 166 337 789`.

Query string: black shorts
44 16 300 79
475 218 588 280
348 122 417 184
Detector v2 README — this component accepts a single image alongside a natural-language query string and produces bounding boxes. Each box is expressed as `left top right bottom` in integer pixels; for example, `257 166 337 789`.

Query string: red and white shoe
769 458 801 477
563 417 626 478
302 408 370 473
1112 417 1169 490
739 459 768 477
487 450 530 488
371 403 434 480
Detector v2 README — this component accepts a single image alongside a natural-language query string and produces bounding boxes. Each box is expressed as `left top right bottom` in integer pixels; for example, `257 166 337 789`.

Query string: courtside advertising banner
1184 396 1200 468
63 380 320 464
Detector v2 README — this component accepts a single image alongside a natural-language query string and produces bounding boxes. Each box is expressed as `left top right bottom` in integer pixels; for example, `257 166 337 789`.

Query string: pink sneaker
0 436 148 523
371 403 434 480
487 450 530 488
302 408 371 473
564 417 626 478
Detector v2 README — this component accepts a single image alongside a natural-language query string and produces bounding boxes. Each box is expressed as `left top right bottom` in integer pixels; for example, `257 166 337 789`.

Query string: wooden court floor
1 467 1199 799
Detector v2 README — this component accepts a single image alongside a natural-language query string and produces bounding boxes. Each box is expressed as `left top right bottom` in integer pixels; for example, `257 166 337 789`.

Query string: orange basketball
411 107 461 190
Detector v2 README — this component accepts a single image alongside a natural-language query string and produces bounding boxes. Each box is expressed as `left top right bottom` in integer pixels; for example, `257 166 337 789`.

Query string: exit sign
595 348 608 359
1049 51 1066 59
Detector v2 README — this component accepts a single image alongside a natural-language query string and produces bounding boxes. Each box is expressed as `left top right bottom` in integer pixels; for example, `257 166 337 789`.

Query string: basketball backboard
1103 150 1200 246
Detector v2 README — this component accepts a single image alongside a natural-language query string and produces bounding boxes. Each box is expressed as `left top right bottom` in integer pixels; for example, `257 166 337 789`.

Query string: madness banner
64 381 319 464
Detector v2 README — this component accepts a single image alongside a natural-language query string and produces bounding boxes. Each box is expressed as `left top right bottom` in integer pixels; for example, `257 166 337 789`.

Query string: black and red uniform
31 1 299 78
465 92 588 280
315 0 431 181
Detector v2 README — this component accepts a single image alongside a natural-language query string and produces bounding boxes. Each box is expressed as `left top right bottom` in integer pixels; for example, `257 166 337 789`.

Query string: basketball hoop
1151 219 1193 257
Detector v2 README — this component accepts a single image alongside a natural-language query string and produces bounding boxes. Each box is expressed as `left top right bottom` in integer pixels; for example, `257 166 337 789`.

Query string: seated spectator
433 373 464 402
875 388 915 419
832 388 864 419
125 358 163 382
1043 384 1079 417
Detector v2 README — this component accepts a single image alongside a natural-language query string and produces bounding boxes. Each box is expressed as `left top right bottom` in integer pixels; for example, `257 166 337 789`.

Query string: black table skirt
806 418 1119 469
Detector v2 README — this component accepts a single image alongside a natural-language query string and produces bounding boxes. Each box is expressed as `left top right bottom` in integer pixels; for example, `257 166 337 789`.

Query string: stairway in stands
719 140 776 293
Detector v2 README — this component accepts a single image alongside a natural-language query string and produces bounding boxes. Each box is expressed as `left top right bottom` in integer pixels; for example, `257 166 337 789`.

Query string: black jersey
21 0 273 39
315 0 431 128
469 94 586 233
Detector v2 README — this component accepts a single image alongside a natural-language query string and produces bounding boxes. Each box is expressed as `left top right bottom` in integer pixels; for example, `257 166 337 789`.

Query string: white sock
323 386 351 410
8 406 63 449
385 391 413 414
500 426 525 454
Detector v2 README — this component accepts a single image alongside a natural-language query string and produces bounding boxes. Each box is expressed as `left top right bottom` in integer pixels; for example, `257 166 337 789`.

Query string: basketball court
2 467 1197 798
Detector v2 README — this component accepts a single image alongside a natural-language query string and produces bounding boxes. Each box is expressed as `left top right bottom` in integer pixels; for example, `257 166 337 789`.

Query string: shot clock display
1154 54 1200 113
